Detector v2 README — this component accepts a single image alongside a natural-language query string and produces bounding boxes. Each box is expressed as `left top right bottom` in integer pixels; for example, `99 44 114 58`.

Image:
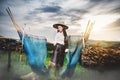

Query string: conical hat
53 21 68 29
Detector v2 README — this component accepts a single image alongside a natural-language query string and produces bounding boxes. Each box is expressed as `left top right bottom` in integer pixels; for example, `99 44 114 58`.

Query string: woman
48 21 69 77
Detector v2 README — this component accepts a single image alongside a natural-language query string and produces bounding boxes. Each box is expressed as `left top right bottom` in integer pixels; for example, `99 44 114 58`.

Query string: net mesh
18 32 48 75
61 35 83 78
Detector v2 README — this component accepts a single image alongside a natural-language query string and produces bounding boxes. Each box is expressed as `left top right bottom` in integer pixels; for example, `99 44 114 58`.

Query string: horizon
1 35 120 42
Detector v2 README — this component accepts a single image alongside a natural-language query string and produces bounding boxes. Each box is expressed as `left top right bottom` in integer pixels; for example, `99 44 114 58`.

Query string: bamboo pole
82 20 94 54
6 7 21 32
83 20 94 42
6 7 24 66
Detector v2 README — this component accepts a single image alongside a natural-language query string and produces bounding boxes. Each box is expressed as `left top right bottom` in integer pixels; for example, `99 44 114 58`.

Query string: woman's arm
46 39 54 45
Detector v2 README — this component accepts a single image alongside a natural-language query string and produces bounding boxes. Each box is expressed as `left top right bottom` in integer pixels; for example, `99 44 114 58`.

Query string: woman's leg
55 44 65 78
48 44 59 70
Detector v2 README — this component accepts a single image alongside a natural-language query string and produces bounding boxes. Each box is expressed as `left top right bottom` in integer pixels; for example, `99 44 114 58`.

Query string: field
0 39 120 80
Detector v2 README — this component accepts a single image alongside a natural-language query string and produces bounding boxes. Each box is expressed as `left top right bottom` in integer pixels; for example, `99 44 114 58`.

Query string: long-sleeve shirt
54 32 64 45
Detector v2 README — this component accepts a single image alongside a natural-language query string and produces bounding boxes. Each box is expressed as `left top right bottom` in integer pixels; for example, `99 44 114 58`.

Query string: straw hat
53 21 68 29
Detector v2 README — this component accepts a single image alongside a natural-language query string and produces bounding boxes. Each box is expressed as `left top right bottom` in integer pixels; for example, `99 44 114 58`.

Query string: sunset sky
0 0 120 41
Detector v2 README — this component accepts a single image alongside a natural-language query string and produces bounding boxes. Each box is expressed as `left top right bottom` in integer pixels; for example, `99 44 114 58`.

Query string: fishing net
18 31 48 75
61 35 83 78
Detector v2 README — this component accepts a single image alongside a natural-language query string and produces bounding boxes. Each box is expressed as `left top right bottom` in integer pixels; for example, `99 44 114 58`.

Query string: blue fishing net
61 35 83 78
18 32 48 75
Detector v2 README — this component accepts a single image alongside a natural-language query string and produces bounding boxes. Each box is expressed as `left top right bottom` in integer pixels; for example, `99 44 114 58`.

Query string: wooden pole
7 44 11 71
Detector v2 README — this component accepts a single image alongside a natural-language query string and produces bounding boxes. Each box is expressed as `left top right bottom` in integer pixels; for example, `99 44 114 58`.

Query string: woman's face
58 26 63 32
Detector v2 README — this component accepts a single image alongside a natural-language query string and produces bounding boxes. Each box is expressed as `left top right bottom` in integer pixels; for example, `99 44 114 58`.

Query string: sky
0 0 120 41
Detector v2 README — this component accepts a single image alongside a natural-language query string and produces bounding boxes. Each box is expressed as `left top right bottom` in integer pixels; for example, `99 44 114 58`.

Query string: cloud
87 0 120 15
66 9 89 23
24 5 62 22
105 19 120 28
89 0 114 2
23 0 120 27
39 6 61 13
108 6 120 14
0 10 6 16
23 0 89 24
0 0 6 8
21 0 32 3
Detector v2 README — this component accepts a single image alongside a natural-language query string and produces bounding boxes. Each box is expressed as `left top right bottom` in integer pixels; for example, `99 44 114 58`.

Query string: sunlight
78 15 118 33
91 15 115 32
